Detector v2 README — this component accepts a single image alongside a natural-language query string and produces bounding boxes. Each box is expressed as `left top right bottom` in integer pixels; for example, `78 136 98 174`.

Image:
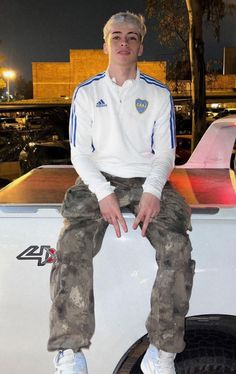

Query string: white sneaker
54 349 88 374
141 344 176 374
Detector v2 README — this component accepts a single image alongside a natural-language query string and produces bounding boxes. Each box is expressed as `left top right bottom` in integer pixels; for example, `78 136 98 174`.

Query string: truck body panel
0 117 236 373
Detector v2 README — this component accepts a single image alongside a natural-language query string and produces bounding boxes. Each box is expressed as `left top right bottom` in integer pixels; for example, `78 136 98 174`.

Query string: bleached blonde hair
103 11 147 42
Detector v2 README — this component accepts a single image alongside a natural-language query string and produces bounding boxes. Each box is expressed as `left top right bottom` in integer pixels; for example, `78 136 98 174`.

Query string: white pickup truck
0 116 236 374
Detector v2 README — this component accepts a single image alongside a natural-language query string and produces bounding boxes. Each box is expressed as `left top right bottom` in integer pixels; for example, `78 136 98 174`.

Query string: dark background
0 0 235 81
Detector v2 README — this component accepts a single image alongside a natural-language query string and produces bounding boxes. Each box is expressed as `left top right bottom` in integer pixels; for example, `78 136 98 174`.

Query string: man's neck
107 65 137 86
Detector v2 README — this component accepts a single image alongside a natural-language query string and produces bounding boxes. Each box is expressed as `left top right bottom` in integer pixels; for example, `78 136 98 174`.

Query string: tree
0 54 6 92
146 0 235 149
206 59 223 91
185 0 207 149
0 73 6 91
185 0 225 149
15 76 33 100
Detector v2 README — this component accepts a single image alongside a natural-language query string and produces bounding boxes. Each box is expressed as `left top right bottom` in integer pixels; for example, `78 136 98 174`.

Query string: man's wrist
96 186 116 202
142 185 162 200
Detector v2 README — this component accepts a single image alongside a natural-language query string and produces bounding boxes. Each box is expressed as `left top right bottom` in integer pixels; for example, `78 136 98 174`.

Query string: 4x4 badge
16 245 57 266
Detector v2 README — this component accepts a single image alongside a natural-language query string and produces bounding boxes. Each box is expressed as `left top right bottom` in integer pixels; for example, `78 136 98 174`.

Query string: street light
3 70 16 102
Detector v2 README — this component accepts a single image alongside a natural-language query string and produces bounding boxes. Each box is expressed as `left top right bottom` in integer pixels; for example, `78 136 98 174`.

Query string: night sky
0 0 235 81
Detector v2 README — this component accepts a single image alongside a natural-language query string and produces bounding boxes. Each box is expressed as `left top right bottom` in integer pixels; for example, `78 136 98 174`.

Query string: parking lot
0 104 71 185
0 101 235 187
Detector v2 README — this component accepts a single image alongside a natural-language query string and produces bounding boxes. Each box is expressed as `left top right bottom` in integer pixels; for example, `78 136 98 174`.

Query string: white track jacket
70 69 176 201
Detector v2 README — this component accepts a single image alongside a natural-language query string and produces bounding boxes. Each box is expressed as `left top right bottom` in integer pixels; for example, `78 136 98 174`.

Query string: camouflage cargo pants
48 172 195 354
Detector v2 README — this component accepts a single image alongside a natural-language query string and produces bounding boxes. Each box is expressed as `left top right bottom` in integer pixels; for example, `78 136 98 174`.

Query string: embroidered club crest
135 99 148 113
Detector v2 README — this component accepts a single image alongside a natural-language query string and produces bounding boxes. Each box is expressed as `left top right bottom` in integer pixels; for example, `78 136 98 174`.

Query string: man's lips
117 50 130 55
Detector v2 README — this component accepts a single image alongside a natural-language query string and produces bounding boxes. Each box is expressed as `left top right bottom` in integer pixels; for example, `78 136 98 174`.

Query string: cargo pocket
61 180 100 219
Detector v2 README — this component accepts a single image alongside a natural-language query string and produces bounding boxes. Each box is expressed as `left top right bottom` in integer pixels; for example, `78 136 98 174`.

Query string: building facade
32 49 166 99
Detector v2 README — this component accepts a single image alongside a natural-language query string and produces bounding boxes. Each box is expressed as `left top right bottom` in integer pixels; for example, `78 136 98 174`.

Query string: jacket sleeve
69 87 115 201
142 91 176 199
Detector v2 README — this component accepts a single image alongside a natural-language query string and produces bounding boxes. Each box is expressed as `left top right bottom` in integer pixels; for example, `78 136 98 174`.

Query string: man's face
103 22 143 66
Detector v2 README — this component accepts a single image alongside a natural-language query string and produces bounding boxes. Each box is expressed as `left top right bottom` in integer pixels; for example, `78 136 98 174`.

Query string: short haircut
103 11 147 42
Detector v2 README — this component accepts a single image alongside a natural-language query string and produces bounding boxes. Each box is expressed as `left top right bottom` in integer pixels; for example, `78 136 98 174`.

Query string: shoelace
158 352 176 371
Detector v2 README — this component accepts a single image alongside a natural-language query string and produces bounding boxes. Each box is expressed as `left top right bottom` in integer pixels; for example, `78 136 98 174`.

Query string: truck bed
0 165 236 208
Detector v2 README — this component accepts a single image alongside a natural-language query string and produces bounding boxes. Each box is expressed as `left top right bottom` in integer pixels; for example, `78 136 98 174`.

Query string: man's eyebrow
111 31 139 36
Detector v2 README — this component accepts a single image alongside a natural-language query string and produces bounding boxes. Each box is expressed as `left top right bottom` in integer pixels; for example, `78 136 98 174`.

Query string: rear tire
175 327 236 374
176 356 236 373
119 317 236 374
129 331 236 374
130 352 236 374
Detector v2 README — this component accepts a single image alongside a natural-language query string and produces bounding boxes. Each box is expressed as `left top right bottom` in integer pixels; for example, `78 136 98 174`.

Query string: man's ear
138 44 144 57
103 42 108 55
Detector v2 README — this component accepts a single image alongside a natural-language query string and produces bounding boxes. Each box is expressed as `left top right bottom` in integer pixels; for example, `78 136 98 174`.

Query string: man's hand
99 193 128 238
132 192 160 237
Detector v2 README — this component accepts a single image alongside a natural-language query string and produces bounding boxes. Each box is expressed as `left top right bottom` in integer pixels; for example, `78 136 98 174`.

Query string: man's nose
120 38 128 46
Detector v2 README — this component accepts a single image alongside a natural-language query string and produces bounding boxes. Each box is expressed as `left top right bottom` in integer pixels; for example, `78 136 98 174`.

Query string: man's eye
129 36 138 41
113 35 120 40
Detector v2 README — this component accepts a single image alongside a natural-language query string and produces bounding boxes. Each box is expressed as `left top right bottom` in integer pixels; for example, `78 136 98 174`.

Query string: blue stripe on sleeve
69 104 74 144
170 96 176 148
69 104 75 145
69 72 106 146
140 73 176 149
69 104 77 147
73 112 77 147
151 123 155 153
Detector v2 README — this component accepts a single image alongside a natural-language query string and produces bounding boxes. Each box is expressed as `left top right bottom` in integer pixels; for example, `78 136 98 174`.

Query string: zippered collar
105 68 140 89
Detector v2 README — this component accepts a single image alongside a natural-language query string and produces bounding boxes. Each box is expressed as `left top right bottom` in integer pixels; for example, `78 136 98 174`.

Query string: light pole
3 70 16 102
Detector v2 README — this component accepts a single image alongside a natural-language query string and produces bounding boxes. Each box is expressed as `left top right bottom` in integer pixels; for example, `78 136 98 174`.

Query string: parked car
175 134 192 165
175 113 192 135
206 110 218 125
19 139 71 174
215 108 236 119
0 117 25 130
0 129 25 162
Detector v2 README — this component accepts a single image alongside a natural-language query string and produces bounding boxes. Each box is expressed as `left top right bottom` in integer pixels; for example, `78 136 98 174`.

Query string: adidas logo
96 99 107 107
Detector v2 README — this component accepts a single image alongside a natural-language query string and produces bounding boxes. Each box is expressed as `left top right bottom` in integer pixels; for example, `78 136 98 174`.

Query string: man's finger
111 217 121 238
132 213 143 230
141 216 150 237
117 214 128 233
